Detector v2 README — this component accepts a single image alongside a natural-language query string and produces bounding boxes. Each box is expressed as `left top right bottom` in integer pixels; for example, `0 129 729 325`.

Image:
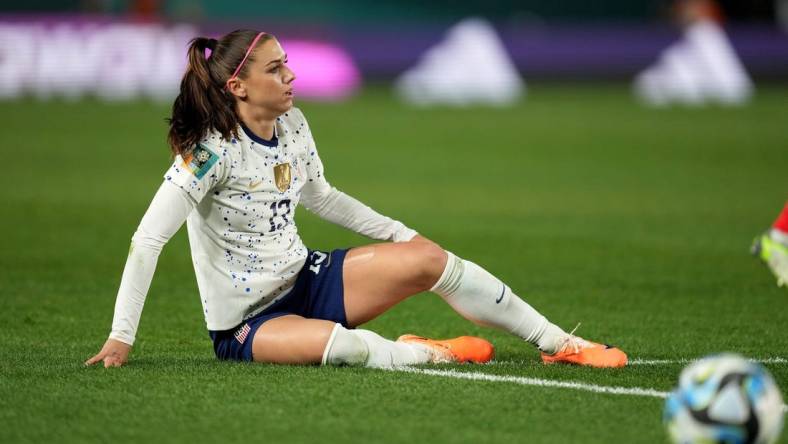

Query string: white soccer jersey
168 108 316 330
109 108 417 345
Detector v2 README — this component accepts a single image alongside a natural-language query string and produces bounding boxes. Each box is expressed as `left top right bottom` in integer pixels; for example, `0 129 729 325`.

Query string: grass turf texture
1 85 787 443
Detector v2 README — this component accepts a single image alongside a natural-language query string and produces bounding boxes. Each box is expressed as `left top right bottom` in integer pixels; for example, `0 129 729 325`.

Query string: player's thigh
342 239 447 327
251 315 336 364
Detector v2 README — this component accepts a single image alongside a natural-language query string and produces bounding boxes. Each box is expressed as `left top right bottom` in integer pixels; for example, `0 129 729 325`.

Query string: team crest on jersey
274 163 291 192
182 144 218 180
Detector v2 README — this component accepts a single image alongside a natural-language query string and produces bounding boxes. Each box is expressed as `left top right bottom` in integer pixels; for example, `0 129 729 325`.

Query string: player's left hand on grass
85 338 132 368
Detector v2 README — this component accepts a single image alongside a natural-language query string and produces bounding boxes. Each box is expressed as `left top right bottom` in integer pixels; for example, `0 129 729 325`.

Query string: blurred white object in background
395 18 525 107
0 21 359 102
635 21 754 106
0 22 196 101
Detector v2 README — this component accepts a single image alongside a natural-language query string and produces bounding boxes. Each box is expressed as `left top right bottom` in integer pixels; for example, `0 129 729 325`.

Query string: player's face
234 39 296 116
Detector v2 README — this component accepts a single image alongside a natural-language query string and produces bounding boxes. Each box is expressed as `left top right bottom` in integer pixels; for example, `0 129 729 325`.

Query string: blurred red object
675 0 725 25
130 0 162 21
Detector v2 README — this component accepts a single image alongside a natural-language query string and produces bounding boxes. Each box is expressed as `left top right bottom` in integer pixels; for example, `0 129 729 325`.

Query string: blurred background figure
752 202 788 289
394 18 525 107
778 0 788 31
634 0 754 106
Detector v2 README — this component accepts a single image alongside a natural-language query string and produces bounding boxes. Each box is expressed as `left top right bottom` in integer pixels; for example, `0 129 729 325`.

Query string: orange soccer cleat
397 334 495 364
540 326 627 368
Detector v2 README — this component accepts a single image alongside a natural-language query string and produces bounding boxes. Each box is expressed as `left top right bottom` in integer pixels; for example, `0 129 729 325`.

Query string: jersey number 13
268 199 292 232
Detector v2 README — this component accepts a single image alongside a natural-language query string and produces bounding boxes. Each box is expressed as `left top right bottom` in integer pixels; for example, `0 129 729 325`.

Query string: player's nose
284 65 296 83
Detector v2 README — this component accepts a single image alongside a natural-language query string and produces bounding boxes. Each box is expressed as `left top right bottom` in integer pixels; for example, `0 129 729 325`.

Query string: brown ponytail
167 30 273 157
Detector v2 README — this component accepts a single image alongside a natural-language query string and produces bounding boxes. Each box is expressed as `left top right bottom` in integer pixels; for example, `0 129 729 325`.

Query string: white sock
770 228 788 246
321 324 432 368
431 252 567 354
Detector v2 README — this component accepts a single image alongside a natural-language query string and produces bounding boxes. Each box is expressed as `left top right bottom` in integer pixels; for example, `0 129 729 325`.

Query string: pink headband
225 31 266 89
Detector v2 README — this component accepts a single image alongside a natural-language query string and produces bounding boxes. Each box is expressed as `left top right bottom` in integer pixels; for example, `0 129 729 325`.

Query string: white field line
391 367 788 413
486 357 788 366
629 357 788 366
394 366 670 398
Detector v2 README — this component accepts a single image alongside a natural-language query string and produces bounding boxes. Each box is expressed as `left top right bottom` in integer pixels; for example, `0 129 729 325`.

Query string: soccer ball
664 353 784 444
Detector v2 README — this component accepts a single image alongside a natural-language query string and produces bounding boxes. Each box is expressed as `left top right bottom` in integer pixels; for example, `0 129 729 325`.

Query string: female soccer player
86 30 627 369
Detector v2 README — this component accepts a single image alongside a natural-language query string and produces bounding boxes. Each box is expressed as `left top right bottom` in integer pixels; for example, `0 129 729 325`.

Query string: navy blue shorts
209 248 349 362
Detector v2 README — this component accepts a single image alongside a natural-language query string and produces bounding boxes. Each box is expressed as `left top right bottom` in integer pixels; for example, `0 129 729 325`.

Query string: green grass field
1 85 787 443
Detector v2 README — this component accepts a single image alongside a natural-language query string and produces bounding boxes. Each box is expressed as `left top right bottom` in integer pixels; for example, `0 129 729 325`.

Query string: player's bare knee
410 241 448 289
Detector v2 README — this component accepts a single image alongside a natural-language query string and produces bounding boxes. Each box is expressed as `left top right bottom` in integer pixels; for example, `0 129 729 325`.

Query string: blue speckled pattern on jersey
163 108 331 331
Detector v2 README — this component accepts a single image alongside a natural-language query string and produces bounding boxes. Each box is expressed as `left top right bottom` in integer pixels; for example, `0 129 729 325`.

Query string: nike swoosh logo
495 284 506 304
249 180 263 190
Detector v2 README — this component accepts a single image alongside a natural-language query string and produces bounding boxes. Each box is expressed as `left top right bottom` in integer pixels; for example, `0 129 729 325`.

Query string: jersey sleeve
109 181 196 345
297 110 418 242
164 142 228 204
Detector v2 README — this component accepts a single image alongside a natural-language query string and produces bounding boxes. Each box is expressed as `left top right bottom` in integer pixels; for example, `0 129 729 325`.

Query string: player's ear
226 78 246 99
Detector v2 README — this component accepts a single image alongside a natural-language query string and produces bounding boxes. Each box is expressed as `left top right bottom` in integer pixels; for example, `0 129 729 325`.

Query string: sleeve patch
182 144 219 180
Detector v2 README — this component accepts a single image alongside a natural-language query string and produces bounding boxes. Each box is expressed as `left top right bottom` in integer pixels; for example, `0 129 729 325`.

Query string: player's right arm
85 182 195 367
86 143 228 368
